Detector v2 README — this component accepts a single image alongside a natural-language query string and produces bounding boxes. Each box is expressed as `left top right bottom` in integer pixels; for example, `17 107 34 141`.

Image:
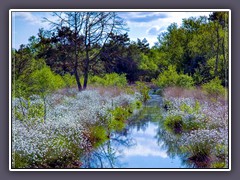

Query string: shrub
135 81 150 103
177 74 194 88
153 65 179 88
91 73 127 87
62 73 76 88
202 77 226 99
164 115 183 134
153 65 194 88
162 100 173 111
30 66 66 95
179 101 201 114
89 126 109 148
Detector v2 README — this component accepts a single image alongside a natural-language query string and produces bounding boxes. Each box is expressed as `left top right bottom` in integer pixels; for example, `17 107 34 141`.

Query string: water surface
81 92 188 168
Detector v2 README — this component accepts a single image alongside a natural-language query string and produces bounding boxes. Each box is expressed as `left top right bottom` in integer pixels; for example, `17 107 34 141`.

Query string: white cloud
13 12 43 26
120 11 211 47
120 122 168 158
123 143 168 158
12 12 59 28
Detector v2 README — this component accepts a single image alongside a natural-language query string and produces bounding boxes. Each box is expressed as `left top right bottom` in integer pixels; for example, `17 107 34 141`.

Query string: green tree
30 66 65 121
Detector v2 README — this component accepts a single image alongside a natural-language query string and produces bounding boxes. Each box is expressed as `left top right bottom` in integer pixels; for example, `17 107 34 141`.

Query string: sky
11 11 212 49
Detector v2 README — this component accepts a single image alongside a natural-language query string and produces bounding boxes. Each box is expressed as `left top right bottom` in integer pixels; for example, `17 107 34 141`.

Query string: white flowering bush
161 96 229 168
12 89 141 168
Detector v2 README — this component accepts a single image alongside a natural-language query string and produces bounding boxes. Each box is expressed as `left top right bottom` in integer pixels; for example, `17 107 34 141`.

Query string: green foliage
153 65 179 88
180 101 201 114
14 98 45 122
164 115 183 134
153 65 194 88
132 100 142 109
183 116 203 131
111 107 131 122
202 77 226 99
108 103 139 131
108 118 125 132
177 74 194 88
62 73 76 88
28 101 45 122
163 100 173 111
135 81 150 103
30 66 66 97
211 162 226 168
89 126 108 148
164 101 203 133
153 89 163 96
91 73 127 87
181 141 212 168
139 53 158 71
12 152 31 168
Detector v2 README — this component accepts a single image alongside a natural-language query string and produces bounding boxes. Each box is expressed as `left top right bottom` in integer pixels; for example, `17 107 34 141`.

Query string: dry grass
163 86 228 105
87 85 136 97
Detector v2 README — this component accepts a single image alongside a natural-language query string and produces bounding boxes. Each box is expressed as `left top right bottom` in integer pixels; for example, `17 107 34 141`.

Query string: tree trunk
83 68 88 89
74 68 82 91
74 12 82 91
83 56 89 89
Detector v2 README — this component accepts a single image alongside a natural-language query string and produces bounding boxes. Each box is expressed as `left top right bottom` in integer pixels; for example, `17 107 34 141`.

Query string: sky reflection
117 122 185 168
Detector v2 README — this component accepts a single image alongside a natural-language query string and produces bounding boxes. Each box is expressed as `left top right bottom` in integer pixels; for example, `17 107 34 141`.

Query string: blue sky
11 11 211 49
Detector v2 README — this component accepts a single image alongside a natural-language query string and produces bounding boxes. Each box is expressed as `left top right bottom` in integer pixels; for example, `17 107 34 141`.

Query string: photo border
9 8 231 172
1 0 240 180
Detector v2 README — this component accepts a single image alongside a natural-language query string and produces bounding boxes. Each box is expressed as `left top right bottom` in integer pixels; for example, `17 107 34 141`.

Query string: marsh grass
161 87 228 168
12 87 142 168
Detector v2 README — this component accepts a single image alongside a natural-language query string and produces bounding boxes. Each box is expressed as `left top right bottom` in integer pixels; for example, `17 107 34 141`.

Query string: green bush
164 115 183 134
177 74 194 88
89 126 109 148
30 66 66 95
108 105 136 131
179 101 201 114
62 73 76 88
202 77 226 99
135 81 150 103
91 73 127 87
153 65 179 88
153 65 194 88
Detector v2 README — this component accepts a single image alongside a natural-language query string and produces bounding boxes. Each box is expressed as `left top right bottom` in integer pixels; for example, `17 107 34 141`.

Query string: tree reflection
80 131 135 168
155 121 211 168
127 104 163 132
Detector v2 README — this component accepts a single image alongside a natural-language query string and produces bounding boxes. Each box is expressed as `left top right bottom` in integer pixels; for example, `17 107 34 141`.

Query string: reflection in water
81 132 135 168
155 124 207 168
80 92 192 168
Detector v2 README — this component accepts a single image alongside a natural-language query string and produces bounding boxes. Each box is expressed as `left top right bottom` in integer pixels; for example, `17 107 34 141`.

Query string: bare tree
44 11 126 90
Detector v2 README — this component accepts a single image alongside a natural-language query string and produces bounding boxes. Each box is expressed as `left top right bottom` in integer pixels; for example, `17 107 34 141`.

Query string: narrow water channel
81 91 188 168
